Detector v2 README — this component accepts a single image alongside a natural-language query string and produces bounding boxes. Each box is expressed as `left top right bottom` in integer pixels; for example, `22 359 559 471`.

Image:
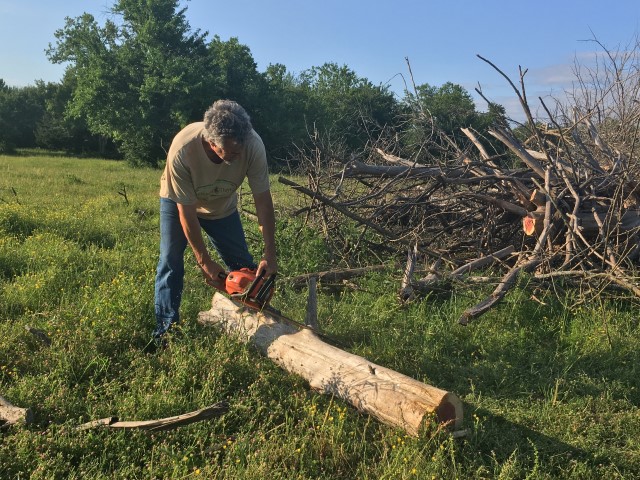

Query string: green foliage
34 74 114 156
1 155 639 478
400 82 508 161
410 82 479 134
0 80 46 152
258 63 312 158
299 62 399 150
46 1 213 166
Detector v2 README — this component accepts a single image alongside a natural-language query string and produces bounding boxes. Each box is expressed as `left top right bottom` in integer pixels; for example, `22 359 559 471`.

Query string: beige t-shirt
159 122 270 219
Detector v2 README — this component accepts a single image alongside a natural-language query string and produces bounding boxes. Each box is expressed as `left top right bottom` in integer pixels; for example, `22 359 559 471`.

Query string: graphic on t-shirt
196 180 238 200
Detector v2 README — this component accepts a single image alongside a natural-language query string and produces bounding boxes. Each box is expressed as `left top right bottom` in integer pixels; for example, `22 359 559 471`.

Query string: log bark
0 395 33 427
198 293 463 436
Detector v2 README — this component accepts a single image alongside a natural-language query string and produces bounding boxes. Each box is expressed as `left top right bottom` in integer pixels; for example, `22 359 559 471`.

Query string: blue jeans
153 198 256 337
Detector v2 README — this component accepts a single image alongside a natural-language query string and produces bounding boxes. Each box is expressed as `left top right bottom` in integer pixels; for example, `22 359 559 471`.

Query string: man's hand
256 253 278 278
176 203 227 288
200 259 227 289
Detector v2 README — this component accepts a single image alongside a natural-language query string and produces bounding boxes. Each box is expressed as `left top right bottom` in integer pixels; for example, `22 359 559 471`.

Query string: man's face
210 138 242 165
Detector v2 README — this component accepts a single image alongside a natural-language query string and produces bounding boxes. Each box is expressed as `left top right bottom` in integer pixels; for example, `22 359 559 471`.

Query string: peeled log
198 293 463 436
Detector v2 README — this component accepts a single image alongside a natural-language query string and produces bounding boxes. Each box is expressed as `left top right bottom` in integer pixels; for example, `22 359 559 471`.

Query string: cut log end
523 212 544 236
434 393 464 430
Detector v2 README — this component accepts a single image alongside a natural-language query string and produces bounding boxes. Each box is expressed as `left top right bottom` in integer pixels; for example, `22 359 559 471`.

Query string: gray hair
203 100 253 145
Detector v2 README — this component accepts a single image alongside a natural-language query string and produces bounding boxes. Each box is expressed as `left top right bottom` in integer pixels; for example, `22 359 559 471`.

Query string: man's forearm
254 191 276 258
177 203 212 267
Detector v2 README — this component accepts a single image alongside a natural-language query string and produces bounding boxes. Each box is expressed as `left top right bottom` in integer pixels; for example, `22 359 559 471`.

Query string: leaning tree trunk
198 293 463 436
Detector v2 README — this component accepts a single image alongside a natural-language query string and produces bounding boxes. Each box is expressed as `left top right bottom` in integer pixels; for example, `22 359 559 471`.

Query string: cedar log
198 293 463 436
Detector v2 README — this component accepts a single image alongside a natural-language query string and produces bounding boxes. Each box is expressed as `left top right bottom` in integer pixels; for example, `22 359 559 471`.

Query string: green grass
0 153 639 479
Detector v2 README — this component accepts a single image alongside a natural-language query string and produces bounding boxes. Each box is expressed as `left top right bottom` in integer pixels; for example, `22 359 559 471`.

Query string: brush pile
279 44 640 323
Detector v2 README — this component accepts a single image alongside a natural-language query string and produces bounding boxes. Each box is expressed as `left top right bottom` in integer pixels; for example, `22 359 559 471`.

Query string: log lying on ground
77 402 228 432
0 395 33 427
286 265 387 289
198 293 463 436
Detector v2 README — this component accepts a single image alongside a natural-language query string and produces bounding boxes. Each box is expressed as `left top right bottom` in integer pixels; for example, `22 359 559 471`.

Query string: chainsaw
221 268 276 310
212 268 343 345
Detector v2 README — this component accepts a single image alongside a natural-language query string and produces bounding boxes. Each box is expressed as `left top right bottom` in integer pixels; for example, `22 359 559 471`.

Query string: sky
1 0 639 122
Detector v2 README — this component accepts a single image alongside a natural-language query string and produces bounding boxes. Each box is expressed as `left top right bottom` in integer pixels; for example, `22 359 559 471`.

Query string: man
152 100 277 342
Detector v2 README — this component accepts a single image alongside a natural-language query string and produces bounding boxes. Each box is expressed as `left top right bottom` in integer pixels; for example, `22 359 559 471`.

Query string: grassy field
0 153 639 479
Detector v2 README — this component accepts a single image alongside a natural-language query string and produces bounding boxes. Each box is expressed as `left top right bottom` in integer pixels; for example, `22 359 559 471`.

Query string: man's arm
176 203 226 285
253 189 277 277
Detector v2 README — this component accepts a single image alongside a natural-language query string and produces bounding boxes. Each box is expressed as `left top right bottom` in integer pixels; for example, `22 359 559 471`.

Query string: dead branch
279 42 640 321
77 402 228 432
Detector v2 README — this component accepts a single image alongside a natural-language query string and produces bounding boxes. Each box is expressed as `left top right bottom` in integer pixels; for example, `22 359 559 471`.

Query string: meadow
0 153 639 479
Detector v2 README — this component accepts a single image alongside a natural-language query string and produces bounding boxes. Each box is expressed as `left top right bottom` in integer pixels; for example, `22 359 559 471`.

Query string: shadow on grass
467 406 600 475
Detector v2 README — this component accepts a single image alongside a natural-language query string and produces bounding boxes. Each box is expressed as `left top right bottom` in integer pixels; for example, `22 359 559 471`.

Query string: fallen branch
458 255 543 325
25 325 52 347
285 265 388 289
413 246 515 293
279 176 397 239
76 402 229 431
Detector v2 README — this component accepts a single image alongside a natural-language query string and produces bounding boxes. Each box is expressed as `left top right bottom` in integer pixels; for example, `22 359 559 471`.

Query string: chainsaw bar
233 300 345 347
212 270 344 347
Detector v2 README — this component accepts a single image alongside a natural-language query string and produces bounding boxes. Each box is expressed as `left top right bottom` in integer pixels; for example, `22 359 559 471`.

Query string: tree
257 63 311 159
401 82 506 162
0 80 46 153
405 82 478 137
46 0 213 166
299 63 398 150
34 74 114 155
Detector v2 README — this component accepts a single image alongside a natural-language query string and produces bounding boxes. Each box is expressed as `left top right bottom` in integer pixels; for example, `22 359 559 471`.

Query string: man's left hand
256 254 278 278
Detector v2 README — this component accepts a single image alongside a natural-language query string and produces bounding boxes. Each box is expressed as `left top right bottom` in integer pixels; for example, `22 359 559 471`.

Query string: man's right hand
200 259 227 289
176 203 227 289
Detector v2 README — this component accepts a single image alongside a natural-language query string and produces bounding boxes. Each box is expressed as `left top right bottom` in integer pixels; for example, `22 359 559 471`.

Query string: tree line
0 0 505 168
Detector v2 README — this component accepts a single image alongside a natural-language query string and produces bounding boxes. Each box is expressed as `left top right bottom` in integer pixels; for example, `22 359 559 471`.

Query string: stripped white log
198 293 463 436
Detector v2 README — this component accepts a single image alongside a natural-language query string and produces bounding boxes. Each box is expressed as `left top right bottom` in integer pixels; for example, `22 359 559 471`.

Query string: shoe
142 336 168 354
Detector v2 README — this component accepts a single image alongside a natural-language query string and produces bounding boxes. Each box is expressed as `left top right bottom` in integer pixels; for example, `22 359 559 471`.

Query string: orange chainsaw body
224 268 275 309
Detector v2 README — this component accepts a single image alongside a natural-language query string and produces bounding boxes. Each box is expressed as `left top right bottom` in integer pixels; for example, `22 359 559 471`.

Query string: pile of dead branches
279 39 640 322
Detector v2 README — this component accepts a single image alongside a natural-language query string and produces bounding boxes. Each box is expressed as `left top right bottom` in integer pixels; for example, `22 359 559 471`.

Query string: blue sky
1 0 639 121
